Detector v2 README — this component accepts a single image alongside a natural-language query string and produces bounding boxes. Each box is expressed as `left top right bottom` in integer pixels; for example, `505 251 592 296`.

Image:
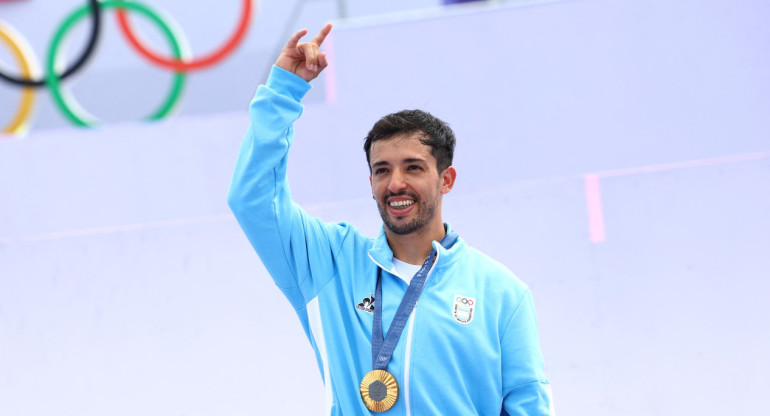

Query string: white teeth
389 200 414 208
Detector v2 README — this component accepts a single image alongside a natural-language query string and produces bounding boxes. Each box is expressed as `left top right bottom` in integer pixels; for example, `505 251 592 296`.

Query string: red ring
115 0 253 71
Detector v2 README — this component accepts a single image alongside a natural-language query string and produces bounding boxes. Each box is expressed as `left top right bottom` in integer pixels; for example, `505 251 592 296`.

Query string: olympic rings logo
455 296 474 306
0 0 253 135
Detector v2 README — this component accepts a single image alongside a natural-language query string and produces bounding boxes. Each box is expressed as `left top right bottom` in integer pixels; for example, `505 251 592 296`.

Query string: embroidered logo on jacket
452 294 476 324
356 293 375 313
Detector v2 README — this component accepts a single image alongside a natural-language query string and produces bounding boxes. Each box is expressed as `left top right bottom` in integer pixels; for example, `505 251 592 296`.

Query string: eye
408 165 423 171
374 167 389 175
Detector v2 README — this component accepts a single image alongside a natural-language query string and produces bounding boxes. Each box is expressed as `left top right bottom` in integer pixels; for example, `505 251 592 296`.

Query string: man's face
369 133 453 236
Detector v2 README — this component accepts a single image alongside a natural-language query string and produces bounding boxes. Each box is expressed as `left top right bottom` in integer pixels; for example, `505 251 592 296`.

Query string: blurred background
1 0 769 414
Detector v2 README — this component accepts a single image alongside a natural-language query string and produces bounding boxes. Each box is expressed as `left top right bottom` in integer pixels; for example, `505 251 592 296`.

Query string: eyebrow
371 158 428 168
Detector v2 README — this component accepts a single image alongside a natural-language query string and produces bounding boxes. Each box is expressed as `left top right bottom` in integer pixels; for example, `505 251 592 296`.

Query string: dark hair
363 109 456 174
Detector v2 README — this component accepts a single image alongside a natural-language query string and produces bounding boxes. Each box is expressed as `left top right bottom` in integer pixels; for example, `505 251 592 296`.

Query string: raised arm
228 25 345 311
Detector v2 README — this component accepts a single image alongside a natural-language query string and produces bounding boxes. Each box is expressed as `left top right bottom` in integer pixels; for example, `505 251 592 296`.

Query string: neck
385 222 446 265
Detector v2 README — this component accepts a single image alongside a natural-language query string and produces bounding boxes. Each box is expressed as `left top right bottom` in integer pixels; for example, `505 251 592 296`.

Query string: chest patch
452 294 476 324
356 293 375 313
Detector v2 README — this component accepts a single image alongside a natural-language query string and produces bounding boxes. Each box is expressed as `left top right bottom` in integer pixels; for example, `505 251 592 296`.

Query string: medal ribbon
372 231 459 370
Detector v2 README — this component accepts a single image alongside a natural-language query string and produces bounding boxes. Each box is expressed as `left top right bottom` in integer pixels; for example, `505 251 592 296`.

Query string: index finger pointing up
312 23 333 46
285 28 309 50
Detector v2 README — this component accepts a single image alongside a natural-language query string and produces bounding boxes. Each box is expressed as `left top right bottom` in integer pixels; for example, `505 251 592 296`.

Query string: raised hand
275 23 332 82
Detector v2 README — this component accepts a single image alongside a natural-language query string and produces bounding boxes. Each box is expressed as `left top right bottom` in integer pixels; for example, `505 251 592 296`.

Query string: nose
387 169 407 194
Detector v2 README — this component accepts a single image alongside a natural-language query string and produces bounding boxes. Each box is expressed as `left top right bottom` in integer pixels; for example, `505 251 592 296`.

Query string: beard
377 191 438 236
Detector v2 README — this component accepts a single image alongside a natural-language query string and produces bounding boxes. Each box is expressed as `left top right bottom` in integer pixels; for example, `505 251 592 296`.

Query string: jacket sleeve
501 290 554 415
227 65 349 311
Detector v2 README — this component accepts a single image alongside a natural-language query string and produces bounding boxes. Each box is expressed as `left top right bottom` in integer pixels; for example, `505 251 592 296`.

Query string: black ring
0 0 101 88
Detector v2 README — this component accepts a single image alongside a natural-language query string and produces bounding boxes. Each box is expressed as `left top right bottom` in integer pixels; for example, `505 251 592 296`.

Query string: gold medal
360 369 399 412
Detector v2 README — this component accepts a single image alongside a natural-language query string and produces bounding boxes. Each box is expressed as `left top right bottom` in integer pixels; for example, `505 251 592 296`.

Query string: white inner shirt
392 258 423 284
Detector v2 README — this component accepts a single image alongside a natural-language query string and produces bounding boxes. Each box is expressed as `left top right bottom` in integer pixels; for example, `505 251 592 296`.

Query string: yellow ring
0 21 37 135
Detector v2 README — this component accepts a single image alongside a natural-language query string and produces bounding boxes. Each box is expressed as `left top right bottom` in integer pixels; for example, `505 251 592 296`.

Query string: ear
439 166 456 194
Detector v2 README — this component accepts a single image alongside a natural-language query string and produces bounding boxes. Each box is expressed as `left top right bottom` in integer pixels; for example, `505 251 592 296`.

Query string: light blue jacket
228 66 553 415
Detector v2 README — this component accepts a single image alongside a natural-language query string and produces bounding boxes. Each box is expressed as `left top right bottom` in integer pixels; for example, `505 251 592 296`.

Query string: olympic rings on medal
46 0 187 127
0 0 253 133
0 22 39 134
455 297 474 306
115 0 253 71
0 0 101 88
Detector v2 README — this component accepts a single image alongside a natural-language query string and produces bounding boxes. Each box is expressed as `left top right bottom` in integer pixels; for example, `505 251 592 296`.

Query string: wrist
266 65 313 102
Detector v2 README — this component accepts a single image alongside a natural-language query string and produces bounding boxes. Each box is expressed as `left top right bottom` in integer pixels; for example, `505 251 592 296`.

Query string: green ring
45 0 186 127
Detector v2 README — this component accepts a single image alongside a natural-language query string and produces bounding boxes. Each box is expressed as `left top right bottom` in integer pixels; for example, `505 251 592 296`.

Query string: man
228 24 553 415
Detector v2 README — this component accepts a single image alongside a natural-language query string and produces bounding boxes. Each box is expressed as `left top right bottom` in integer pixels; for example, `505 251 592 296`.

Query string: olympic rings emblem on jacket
455 296 474 306
1 0 253 135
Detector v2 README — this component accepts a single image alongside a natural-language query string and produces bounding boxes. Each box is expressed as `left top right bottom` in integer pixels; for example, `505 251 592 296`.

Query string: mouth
386 196 416 216
389 199 414 209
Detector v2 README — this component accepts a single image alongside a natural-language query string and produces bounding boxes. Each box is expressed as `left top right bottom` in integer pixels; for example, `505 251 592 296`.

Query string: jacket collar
367 223 464 274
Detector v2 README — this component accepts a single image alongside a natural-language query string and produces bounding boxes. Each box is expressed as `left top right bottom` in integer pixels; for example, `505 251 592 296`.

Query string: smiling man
228 24 553 415
367 119 456 265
